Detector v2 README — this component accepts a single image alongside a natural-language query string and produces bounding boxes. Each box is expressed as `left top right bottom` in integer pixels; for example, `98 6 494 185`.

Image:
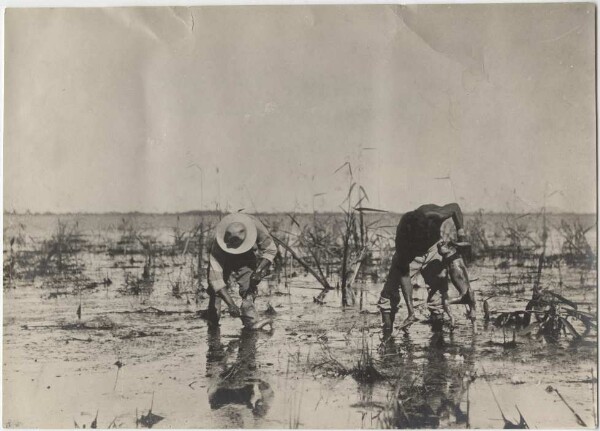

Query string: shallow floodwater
3 214 597 429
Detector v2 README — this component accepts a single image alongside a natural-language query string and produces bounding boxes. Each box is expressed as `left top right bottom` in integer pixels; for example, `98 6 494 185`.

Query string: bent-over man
207 213 276 329
377 203 476 331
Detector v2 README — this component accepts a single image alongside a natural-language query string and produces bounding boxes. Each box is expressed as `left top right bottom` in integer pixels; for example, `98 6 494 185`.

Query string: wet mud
3 215 597 428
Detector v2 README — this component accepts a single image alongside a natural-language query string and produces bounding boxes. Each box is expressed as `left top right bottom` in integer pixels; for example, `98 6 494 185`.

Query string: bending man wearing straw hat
377 203 476 332
207 213 277 329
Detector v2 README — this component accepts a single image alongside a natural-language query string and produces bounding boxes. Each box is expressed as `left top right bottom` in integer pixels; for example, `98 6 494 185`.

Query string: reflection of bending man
386 325 473 427
206 326 274 417
377 203 475 331
207 213 276 329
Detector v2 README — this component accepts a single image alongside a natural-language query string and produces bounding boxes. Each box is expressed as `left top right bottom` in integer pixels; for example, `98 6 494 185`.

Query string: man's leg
207 288 222 325
437 242 476 321
207 262 232 325
424 260 476 325
447 257 476 321
235 266 260 329
377 253 403 331
422 259 452 325
425 285 441 319
428 280 453 326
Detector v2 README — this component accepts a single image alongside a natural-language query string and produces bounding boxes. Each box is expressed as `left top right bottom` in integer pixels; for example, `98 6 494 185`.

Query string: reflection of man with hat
207 213 277 328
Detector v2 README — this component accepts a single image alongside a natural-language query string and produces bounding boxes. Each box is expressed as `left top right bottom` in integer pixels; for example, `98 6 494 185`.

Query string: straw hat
215 213 258 255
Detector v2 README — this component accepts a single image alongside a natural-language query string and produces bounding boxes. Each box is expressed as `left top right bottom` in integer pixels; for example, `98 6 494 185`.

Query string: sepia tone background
3 4 597 430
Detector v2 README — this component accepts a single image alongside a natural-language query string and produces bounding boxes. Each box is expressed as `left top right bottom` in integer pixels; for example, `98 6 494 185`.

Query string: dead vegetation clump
3 220 93 287
351 329 384 383
483 210 596 346
37 220 86 277
557 220 595 267
59 315 117 331
465 211 596 271
3 233 21 286
487 288 596 343
310 340 350 378
108 218 142 256
118 271 155 296
271 163 387 308
464 210 490 258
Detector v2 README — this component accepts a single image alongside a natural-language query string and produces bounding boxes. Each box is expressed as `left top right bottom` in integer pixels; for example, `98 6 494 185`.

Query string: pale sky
4 4 596 213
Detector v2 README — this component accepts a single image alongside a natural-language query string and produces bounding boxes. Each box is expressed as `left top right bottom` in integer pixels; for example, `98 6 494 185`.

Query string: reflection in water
379 323 475 428
206 326 274 417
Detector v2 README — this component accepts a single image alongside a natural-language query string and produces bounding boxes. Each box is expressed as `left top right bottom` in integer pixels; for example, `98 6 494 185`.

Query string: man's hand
251 258 271 285
250 270 264 285
228 304 241 318
217 288 241 318
446 236 471 256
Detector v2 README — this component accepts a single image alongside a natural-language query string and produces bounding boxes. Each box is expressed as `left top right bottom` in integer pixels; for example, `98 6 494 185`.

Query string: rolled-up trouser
208 264 259 328
377 241 448 314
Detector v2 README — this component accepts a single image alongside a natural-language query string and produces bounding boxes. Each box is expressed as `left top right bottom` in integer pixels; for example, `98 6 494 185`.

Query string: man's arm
250 217 277 281
208 242 241 317
398 261 415 317
419 203 466 241
253 217 277 263
394 217 417 318
207 242 227 293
